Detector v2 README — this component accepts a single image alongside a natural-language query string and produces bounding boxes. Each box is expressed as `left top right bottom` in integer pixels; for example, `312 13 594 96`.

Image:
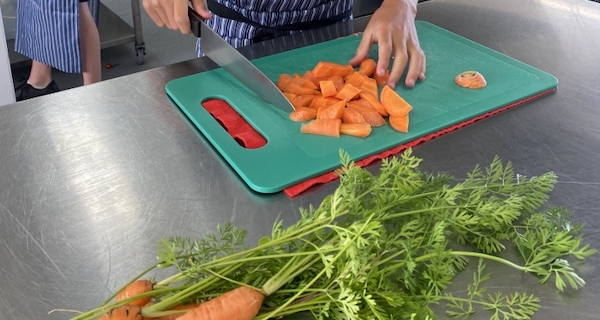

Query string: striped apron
196 0 353 57
14 0 99 74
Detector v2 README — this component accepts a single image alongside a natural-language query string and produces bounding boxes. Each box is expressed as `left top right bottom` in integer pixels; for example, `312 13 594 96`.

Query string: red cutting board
165 21 558 194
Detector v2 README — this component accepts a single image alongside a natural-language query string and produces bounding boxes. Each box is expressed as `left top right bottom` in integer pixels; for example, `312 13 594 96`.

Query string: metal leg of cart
130 0 145 65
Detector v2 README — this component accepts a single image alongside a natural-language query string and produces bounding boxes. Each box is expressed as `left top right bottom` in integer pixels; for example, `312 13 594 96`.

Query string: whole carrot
116 280 154 307
99 305 142 320
176 286 265 320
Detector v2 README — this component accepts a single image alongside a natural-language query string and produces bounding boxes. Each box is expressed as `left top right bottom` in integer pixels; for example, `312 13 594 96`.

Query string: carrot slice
344 72 369 88
359 92 388 117
300 119 342 137
302 70 320 88
312 61 354 78
360 78 379 100
317 99 346 120
283 82 319 96
341 107 367 124
380 85 413 116
455 71 487 89
389 115 410 133
340 123 372 138
290 106 318 122
277 74 292 91
334 83 362 101
319 80 337 98
373 70 390 87
346 102 387 127
358 58 376 77
328 75 345 91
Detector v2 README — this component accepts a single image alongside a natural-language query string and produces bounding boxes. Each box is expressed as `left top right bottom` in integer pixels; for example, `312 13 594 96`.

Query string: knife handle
188 7 204 37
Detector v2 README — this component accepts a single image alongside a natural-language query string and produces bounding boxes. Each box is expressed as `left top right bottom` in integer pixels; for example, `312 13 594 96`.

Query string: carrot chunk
317 99 346 120
358 58 377 77
341 107 367 124
389 115 410 133
360 78 379 100
346 102 387 127
290 106 318 122
340 123 372 138
359 92 388 117
319 80 337 98
334 83 362 101
283 82 319 96
300 119 342 137
344 72 369 88
312 61 354 78
380 85 413 116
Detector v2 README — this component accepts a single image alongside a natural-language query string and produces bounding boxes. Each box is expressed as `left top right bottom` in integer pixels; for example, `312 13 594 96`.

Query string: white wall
1 6 16 106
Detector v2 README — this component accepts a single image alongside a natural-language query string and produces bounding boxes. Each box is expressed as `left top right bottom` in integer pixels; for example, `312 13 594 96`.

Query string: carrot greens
72 149 594 320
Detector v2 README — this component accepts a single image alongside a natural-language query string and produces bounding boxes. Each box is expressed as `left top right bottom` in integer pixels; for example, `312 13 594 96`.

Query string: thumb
191 0 212 19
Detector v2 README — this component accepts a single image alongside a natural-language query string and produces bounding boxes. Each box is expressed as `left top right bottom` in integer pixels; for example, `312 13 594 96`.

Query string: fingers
349 34 374 67
173 0 192 34
143 0 211 34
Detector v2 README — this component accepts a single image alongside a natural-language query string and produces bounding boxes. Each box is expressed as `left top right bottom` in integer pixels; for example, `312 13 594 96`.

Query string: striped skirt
14 0 99 74
196 0 353 57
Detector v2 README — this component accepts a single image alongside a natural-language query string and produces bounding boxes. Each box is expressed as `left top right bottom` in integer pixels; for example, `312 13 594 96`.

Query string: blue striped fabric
196 0 353 57
14 0 99 74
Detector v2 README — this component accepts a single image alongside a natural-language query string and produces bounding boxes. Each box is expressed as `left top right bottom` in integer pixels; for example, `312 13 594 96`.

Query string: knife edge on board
188 7 295 112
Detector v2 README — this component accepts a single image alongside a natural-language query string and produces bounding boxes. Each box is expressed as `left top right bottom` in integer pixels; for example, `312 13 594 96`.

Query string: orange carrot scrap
454 70 487 89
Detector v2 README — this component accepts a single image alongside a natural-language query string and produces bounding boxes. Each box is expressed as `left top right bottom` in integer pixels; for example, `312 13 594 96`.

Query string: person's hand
349 0 425 89
143 0 212 34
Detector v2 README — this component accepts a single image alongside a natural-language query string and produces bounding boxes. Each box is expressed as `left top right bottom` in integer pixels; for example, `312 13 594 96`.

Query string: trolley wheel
136 46 146 65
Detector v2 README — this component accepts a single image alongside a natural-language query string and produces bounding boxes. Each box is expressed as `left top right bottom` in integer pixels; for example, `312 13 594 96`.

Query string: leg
79 2 101 85
27 60 53 88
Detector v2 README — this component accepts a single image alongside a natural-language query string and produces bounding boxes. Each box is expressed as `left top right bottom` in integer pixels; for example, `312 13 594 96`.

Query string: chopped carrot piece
277 74 292 91
289 94 316 109
317 99 346 120
344 72 369 88
302 70 320 88
340 122 372 138
359 92 388 117
328 75 345 91
358 58 376 77
389 115 410 133
312 61 354 78
455 70 487 89
319 80 337 98
341 107 367 124
346 102 387 127
334 83 362 101
290 106 318 122
283 82 319 96
360 78 379 100
300 119 342 137
373 70 390 87
380 85 413 116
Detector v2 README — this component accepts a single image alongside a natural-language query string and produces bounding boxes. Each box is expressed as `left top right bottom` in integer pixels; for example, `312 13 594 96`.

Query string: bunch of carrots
68 150 594 320
278 59 414 138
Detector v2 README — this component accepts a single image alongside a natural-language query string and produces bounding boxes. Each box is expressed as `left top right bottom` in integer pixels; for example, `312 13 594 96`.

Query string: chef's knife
188 7 295 112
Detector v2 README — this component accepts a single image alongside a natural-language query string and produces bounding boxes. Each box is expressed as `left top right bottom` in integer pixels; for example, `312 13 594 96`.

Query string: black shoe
15 80 60 101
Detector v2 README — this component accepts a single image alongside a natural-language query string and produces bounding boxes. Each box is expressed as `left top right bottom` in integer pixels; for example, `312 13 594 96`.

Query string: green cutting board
165 21 557 194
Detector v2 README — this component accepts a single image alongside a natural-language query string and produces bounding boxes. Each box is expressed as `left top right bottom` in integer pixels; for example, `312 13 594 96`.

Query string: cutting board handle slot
201 99 268 149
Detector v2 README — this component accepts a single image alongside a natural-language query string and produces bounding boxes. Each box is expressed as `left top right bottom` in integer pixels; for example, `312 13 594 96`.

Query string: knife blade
188 7 295 112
